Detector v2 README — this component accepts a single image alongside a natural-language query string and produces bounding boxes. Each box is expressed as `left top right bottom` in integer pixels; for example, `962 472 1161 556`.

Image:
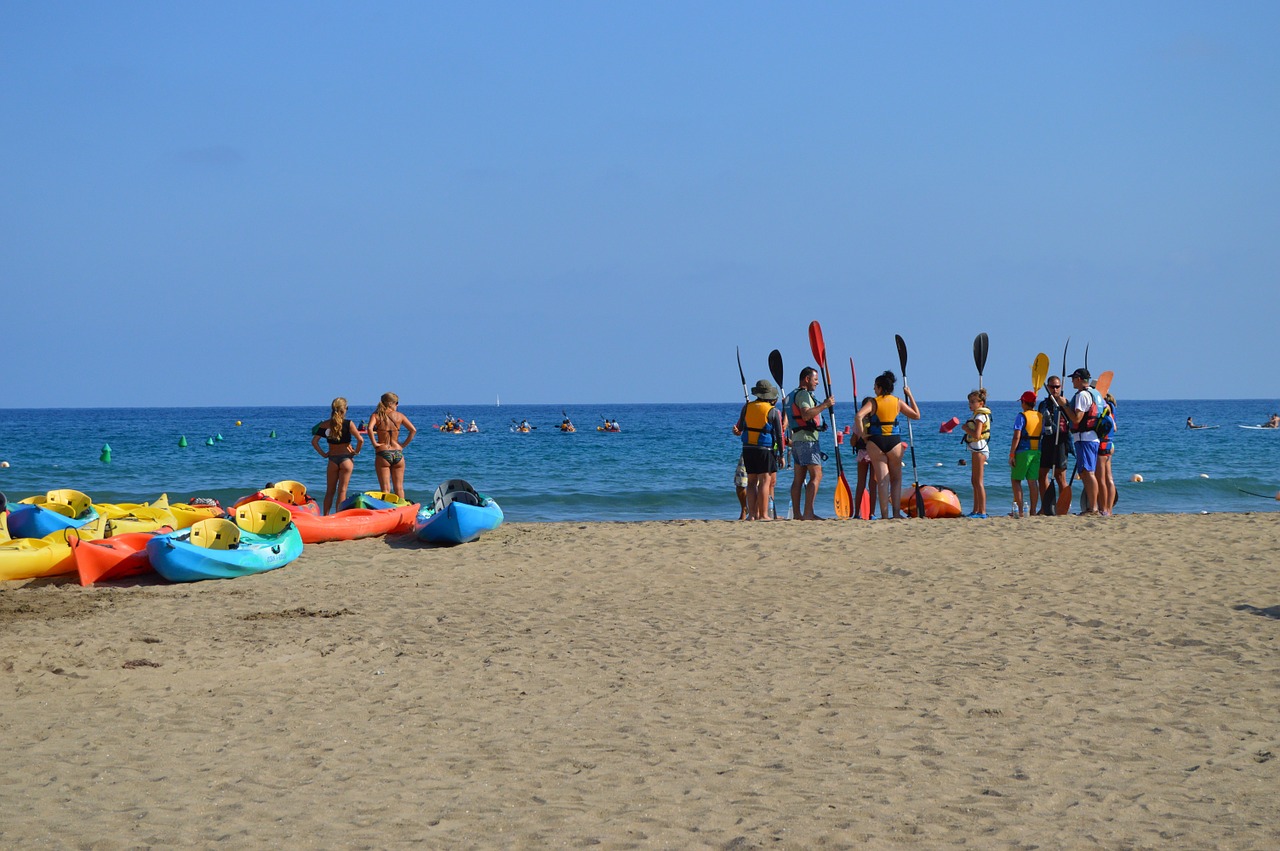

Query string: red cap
1020 391 1037 405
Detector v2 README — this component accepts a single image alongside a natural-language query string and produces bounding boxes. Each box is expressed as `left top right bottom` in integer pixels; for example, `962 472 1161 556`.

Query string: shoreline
3 515 1278 846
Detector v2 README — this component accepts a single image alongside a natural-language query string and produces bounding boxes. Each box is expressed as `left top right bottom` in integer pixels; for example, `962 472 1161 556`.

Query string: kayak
98 494 177 535
169 499 226 529
414 479 503 545
1239 425 1279 430
8 489 100 539
338 491 409 511
232 479 320 515
291 500 418 544
71 526 172 585
147 499 303 583
1 517 107 582
900 485 963 519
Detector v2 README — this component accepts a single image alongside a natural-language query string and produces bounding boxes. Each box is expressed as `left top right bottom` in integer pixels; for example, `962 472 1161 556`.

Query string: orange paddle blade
1096 370 1114 397
808 321 826 367
858 488 871 520
834 474 853 519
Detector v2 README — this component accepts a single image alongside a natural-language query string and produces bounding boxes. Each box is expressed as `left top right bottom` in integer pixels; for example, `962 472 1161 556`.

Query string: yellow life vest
868 395 900 436
963 407 992 445
741 400 778 449
1022 409 1043 451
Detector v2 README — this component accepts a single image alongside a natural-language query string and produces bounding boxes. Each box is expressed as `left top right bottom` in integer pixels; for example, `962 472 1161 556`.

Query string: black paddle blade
895 334 908 374
1061 337 1069 378
1042 481 1057 515
974 332 989 376
736 346 746 385
1084 342 1090 373
768 349 784 389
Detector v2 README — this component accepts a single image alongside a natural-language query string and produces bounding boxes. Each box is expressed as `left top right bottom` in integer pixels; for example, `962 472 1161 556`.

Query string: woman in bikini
311 397 364 515
853 371 921 519
368 391 417 500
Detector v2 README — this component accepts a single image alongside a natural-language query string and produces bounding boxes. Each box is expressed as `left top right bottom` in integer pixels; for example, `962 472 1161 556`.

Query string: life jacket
868 395 900 436
1071 389 1101 434
789 391 822 435
1094 400 1115 439
963 407 992 446
740 400 777 449
1021 409 1043 451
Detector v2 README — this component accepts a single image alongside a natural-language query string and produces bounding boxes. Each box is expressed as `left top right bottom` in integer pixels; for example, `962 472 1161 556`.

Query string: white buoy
0 460 9 468
1199 473 1210 479
1131 474 1143 482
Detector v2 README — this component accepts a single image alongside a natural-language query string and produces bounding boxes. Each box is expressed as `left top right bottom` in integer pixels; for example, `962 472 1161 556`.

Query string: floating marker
206 437 215 446
215 433 224 441
179 435 188 447
269 430 276 438
236 420 242 426
100 443 112 463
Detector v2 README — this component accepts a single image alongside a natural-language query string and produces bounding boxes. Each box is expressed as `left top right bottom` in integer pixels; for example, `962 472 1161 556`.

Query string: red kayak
232 481 321 516
71 527 172 585
289 503 418 544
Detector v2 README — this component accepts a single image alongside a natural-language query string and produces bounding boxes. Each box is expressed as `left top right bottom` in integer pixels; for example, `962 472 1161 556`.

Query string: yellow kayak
169 501 226 530
0 517 106 582
97 494 177 535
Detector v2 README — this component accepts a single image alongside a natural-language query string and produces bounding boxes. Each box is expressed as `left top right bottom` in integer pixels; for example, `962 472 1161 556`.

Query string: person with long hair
368 392 416 500
311 397 363 515
961 388 992 518
853 371 921 519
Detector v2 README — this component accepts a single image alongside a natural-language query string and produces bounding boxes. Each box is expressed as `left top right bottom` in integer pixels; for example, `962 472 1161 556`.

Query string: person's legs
1011 477 1024 517
391 459 406 500
335 459 353 512
375 456 391 495
324 459 341 515
970 451 987 515
803 463 823 519
888 445 907 517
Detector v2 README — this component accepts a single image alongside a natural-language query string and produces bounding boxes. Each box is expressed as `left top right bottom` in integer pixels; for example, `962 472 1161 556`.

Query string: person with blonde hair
961 388 992 518
311 397 364 514
368 392 416 499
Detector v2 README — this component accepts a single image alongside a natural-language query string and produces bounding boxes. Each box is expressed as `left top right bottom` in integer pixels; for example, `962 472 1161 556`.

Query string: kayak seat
235 500 293 536
47 489 93 517
259 487 295 503
273 480 309 506
190 518 241 550
433 479 480 512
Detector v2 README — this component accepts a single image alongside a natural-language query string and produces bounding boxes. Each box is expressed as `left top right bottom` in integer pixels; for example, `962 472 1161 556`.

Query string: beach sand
2 514 1278 849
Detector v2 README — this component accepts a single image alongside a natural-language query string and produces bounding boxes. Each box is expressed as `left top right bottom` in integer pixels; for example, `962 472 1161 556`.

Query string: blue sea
1 401 1277 521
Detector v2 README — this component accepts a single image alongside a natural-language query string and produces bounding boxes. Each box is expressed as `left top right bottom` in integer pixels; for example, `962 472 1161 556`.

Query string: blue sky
3 2 1277 406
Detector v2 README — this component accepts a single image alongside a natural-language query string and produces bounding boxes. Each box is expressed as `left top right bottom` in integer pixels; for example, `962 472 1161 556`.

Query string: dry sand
2 514 1278 849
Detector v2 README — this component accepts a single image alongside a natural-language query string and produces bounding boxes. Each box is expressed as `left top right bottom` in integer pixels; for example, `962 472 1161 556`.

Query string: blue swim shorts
791 441 825 467
1073 440 1099 473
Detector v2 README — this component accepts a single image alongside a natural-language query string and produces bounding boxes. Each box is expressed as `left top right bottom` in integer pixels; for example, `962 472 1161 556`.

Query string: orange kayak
290 503 418 544
900 485 964 519
71 527 171 585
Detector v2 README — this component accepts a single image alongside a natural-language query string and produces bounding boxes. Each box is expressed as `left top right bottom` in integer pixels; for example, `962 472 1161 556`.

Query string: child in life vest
962 388 991 518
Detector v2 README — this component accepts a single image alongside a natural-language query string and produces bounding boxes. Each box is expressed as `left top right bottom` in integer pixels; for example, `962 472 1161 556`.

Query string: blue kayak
414 479 503 545
7 490 100 540
147 499 303 582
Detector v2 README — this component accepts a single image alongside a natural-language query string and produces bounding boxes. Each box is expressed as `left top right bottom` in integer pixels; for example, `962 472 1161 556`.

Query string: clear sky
4 2 1277 407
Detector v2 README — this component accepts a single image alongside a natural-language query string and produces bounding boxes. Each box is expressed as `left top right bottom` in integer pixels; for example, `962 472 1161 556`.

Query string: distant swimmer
1268 413 1280 429
1186 417 1216 430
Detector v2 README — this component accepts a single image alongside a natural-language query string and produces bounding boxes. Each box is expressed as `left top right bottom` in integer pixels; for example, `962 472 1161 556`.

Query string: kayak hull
292 503 418 544
414 499 503 545
72 529 170 585
900 485 964 519
146 525 303 582
7 503 101 540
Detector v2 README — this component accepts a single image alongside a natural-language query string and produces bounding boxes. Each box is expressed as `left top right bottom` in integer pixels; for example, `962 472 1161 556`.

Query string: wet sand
2 514 1278 848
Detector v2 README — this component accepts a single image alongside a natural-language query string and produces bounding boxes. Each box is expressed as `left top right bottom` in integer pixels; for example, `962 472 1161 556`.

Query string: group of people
735 363 1119 520
733 366 922 520
311 392 417 514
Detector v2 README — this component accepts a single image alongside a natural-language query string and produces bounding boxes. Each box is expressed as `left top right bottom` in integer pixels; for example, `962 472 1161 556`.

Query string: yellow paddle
1032 352 1049 393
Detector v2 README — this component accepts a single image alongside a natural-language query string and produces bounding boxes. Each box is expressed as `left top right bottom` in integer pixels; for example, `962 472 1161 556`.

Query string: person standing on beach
1036 376 1072 515
853 396 878 519
1052 368 1101 515
961 388 992 518
1097 393 1117 516
853 370 921 520
311 397 364 515
788 367 834 520
1008 391 1041 518
733 379 785 521
368 392 416 500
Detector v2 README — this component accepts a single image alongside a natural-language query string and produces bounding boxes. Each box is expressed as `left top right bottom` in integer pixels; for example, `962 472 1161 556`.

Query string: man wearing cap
787 366 835 520
1008 390 1042 518
1051 368 1101 515
733 378 786 521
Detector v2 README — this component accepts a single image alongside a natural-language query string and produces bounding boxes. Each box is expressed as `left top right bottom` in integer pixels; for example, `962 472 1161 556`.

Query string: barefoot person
311 397 364 515
1008 391 1042 518
734 379 785 521
368 392 417 500
787 367 834 520
854 370 921 519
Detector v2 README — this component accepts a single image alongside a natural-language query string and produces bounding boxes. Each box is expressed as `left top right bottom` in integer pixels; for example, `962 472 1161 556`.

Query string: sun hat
1020 391 1037 405
1069 368 1091 381
750 379 779 401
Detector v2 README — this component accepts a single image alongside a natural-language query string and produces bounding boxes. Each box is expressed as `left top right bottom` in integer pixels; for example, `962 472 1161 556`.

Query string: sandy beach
2 514 1277 849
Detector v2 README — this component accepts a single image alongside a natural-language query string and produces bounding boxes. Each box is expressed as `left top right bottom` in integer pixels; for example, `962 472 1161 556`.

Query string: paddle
851 356 871 520
768 349 784 393
1032 353 1049 393
973 332 989 390
1095 370 1114 397
735 346 749 403
895 334 925 518
807 321 853 519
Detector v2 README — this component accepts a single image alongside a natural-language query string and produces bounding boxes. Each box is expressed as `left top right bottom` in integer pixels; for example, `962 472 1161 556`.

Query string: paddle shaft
895 334 924 518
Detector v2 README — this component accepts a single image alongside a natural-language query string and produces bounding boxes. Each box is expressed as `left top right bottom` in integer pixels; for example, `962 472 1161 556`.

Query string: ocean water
1 401 1278 521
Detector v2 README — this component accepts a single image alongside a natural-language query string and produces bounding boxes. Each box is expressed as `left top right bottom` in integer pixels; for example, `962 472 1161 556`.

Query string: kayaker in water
368 392 416 500
312 396 364 515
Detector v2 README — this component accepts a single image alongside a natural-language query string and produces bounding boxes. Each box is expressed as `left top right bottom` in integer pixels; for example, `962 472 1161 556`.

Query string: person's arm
1057 391 1084 427
853 401 871 438
312 429 326 458
400 415 417 448
733 402 748 435
1009 415 1023 463
352 425 364 455
796 395 833 422
900 387 921 420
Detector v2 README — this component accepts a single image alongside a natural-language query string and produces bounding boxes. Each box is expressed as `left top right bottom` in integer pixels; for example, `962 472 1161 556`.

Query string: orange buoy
900 485 963 518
